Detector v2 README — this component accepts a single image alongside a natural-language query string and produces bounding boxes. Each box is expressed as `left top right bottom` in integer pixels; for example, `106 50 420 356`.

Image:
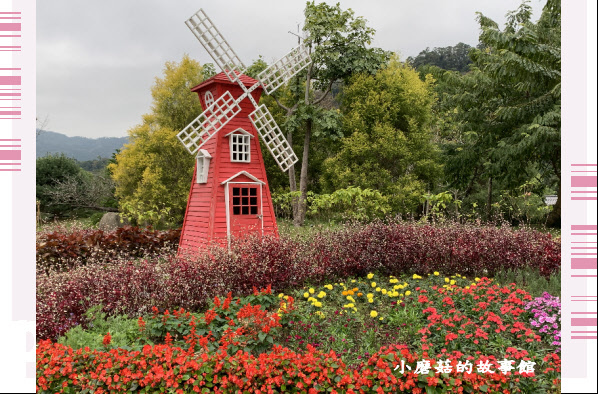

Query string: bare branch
313 81 334 105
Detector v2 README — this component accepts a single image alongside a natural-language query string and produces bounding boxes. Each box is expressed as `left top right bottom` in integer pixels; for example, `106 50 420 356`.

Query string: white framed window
229 131 251 162
196 149 212 183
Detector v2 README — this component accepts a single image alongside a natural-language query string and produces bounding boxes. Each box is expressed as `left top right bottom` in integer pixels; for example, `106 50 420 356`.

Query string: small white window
230 133 251 162
196 149 212 183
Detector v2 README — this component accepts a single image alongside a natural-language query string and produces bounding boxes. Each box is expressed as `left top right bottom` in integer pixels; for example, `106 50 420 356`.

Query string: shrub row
36 226 181 273
37 221 560 340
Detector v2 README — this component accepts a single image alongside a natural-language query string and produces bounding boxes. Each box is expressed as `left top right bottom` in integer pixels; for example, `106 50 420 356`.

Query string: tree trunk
287 131 299 219
294 118 312 227
546 158 561 228
486 177 493 221
546 182 561 228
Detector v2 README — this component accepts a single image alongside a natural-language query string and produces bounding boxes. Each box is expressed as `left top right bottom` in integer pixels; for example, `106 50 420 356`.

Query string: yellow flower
370 310 378 318
450 280 456 285
434 272 439 276
314 301 322 308
405 291 411 296
475 277 480 282
284 295 289 300
278 293 284 298
444 278 450 283
308 297 316 302
389 278 398 283
347 296 355 302
367 293 374 299
318 291 326 298
309 288 315 294
381 289 387 295
471 283 477 287
400 293 404 297
351 279 356 283
368 298 374 303
371 282 377 288
325 284 333 290
367 273 374 279
465 286 470 289
412 274 421 279
375 287 381 292
315 311 325 319
379 317 384 321
303 292 309 298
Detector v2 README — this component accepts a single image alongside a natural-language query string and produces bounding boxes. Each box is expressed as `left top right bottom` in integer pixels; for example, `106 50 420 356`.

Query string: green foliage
58 305 139 351
304 1 390 87
407 42 473 73
436 0 561 223
322 57 442 214
150 54 211 131
420 191 462 221
36 153 86 216
76 157 111 174
493 267 561 298
273 186 391 222
109 55 213 226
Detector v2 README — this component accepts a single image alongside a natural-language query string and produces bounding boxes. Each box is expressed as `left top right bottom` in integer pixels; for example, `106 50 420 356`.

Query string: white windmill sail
179 8 311 172
257 44 311 95
250 105 298 172
185 9 245 85
177 91 241 154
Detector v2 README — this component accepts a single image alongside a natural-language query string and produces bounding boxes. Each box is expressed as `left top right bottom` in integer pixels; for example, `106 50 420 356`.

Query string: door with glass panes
227 183 262 239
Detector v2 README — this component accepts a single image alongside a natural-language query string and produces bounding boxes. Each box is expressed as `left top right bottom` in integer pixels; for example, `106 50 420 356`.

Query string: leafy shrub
272 187 391 222
36 226 180 273
37 221 560 340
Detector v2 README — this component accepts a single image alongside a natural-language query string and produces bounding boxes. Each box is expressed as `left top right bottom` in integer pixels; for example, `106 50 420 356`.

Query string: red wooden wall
178 72 279 255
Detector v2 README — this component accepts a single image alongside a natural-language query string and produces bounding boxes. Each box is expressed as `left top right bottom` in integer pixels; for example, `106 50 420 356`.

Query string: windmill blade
257 43 311 95
185 9 246 84
250 105 298 172
177 91 241 154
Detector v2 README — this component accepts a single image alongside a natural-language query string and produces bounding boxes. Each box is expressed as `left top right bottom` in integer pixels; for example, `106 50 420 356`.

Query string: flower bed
37 221 560 341
38 278 561 393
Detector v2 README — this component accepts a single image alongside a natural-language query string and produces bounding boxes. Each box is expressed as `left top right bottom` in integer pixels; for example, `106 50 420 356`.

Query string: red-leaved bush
37 221 559 340
36 226 180 273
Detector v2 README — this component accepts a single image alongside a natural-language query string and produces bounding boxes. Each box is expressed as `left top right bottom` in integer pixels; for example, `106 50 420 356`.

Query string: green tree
438 0 560 224
108 55 213 226
274 1 389 226
36 153 86 216
407 42 473 73
322 57 442 214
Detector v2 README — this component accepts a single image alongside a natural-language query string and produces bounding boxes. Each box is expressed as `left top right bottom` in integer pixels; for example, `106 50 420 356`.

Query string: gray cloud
37 0 545 138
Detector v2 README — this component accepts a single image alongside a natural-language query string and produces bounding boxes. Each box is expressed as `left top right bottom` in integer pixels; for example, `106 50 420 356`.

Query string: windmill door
226 183 263 240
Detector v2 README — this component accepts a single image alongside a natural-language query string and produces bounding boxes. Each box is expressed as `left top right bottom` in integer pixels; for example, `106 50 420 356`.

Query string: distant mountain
36 130 128 161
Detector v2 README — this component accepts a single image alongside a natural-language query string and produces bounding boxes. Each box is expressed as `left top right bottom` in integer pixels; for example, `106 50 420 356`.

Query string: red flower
103 332 111 346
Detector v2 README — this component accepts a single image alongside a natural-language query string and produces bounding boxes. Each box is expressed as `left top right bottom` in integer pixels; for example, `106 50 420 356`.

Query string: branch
312 80 334 105
272 96 291 114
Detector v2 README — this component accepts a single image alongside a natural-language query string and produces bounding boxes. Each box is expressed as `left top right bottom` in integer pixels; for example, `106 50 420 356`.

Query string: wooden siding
178 72 280 256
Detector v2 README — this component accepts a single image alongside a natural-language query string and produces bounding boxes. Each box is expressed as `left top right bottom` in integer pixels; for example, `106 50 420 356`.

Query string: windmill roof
191 71 260 92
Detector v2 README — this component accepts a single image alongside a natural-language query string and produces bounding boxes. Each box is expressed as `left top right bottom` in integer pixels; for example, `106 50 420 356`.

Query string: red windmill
176 9 311 254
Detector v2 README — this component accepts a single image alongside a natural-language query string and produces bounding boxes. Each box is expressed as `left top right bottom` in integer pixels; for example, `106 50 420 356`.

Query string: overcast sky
36 0 546 139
